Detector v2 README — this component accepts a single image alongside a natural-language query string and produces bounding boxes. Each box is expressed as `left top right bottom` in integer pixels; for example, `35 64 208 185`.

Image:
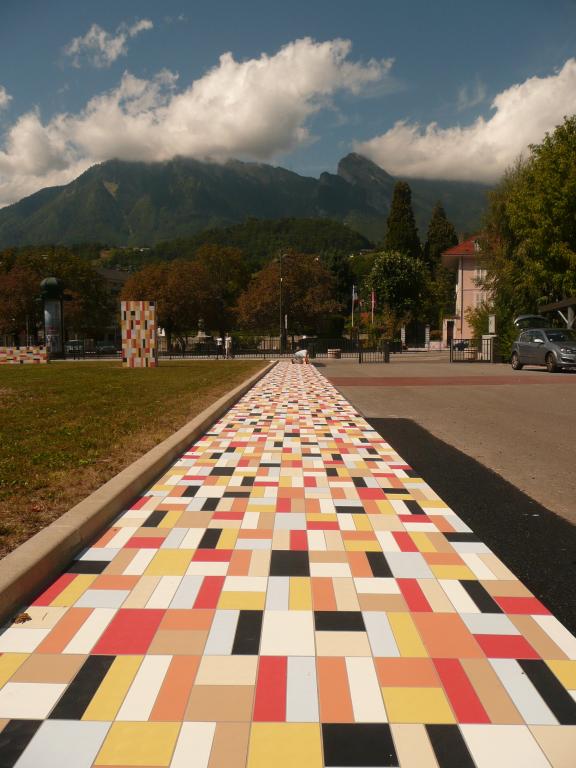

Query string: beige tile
185 685 254 721
11 654 86 684
315 631 372 656
391 723 439 767
249 551 271 577
123 576 161 608
418 580 455 612
510 616 568 660
260 611 315 656
209 722 250 768
148 630 207 655
195 656 258 686
332 579 360 611
461 659 523 724
530 725 576 768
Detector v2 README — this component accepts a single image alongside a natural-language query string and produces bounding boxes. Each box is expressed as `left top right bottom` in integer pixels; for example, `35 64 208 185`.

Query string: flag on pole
371 289 375 324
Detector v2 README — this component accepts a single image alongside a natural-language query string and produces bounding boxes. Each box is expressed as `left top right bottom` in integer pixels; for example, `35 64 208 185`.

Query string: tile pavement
0 362 575 767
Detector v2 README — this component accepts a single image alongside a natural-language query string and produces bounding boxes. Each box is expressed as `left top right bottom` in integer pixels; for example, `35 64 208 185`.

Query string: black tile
0 720 42 767
366 551 393 577
326 468 338 477
335 505 366 515
210 467 234 476
67 559 109 574
518 660 576 724
331 453 343 461
142 511 166 527
210 452 223 458
198 529 221 549
404 500 425 515
202 498 220 511
232 610 263 655
269 550 310 576
241 477 255 486
380 488 406 495
322 723 398 767
223 491 251 498
314 611 366 632
459 580 502 613
49 655 115 719
182 486 199 497
352 477 367 488
426 725 475 768
444 532 480 542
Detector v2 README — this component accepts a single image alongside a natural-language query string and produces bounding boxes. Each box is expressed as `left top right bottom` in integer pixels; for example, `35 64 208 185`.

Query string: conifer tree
423 201 458 271
383 181 421 258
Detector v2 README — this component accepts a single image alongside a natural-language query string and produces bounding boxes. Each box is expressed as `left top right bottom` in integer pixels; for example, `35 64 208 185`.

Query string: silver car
511 328 576 372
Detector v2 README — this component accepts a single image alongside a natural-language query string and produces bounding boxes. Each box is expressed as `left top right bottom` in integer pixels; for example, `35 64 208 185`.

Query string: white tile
117 655 171 720
307 531 327 551
286 657 318 722
461 613 520 635
180 529 206 549
123 549 155 575
0 682 67 718
186 562 229 576
385 553 433 579
78 547 118 561
266 577 290 610
533 616 576 659
146 576 183 608
346 657 387 722
354 578 400 594
63 608 116 654
375 531 401 552
171 722 216 768
170 576 203 609
309 562 351 577
363 612 400 657
260 611 315 656
106 527 138 548
460 553 497 579
15 720 110 768
439 580 480 613
461 725 551 768
75 590 130 609
490 659 557 725
0 627 50 652
204 610 239 655
223 576 267 592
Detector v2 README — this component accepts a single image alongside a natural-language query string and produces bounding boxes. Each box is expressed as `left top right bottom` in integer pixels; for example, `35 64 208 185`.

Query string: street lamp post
279 251 284 354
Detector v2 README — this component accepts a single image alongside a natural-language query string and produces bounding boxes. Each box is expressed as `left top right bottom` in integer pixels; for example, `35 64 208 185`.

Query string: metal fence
450 337 499 363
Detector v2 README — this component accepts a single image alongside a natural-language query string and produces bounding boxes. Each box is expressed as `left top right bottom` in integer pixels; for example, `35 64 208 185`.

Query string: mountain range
0 153 490 248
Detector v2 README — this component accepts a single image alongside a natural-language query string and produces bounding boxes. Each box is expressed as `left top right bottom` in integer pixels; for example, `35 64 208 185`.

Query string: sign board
488 314 496 334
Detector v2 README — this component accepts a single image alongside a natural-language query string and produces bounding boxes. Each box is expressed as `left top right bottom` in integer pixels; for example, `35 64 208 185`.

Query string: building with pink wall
441 236 488 346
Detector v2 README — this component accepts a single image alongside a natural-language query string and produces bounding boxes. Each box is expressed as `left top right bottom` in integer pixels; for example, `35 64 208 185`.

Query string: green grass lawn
0 360 264 557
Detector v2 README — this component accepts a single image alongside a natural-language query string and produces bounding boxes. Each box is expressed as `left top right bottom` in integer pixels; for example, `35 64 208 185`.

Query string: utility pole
351 284 356 329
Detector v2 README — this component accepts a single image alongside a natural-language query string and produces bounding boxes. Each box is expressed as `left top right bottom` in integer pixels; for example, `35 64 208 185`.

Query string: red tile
213 511 244 520
307 521 339 530
393 532 419 552
398 514 432 524
493 596 551 615
130 496 151 510
434 659 490 723
193 550 232 562
92 609 165 654
474 634 540 659
397 579 433 612
32 573 76 606
290 531 308 551
253 656 287 721
125 537 165 549
356 488 386 500
193 577 225 609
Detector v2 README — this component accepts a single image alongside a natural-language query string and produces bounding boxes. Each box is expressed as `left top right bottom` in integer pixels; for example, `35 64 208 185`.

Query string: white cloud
356 58 576 183
64 18 154 68
0 38 391 206
0 86 12 110
457 79 487 111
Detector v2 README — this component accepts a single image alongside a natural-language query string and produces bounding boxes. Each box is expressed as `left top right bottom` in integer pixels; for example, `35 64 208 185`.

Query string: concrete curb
0 360 276 625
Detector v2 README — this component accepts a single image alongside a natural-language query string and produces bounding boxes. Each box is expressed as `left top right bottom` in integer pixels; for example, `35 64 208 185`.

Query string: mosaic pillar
121 300 158 368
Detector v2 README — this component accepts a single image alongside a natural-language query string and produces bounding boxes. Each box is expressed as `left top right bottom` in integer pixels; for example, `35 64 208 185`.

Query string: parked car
95 344 120 355
511 328 576 372
452 340 469 351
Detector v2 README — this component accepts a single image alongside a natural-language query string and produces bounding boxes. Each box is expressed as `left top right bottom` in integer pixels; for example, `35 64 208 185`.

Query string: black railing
450 337 499 363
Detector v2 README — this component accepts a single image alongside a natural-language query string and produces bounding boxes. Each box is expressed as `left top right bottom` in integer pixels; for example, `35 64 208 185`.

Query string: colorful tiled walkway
1 363 575 767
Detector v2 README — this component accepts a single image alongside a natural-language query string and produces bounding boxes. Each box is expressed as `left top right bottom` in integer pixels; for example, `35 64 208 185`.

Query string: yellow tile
218 591 266 610
409 533 436 553
289 578 312 610
145 550 194 576
430 565 476 580
421 500 449 509
52 575 97 606
344 540 381 551
218 529 239 549
352 515 373 531
82 656 143 721
382 687 455 723
373 501 396 515
95 721 180 766
157 511 181 529
546 660 576 689
388 613 428 657
0 653 28 687
248 723 322 768
306 514 337 522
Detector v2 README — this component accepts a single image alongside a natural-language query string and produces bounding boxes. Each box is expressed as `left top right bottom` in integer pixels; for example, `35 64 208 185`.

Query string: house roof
442 236 480 257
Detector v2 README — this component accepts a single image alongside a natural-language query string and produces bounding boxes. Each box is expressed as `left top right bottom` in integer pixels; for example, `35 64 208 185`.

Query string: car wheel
511 352 523 370
546 352 558 373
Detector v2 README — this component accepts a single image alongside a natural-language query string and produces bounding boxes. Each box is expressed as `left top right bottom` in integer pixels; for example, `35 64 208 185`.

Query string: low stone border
0 360 276 625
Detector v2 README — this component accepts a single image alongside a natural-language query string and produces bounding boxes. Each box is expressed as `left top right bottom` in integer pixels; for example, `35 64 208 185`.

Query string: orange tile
413 613 484 658
317 657 354 722
341 531 377 541
93 527 122 547
102 549 136 575
311 579 337 611
36 608 92 653
346 552 373 577
150 656 199 721
91 575 140 590
228 551 252 576
432 517 455 533
374 658 440 687
309 552 348 563
425 533 455 553
161 609 214 631
238 530 272 540
423 552 464 565
358 595 408 611
461 658 523 724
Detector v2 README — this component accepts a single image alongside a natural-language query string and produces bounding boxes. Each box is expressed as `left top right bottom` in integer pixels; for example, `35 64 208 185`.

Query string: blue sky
0 0 575 205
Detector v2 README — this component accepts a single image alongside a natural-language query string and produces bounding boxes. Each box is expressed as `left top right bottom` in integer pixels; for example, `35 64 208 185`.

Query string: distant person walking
224 334 232 359
216 337 223 358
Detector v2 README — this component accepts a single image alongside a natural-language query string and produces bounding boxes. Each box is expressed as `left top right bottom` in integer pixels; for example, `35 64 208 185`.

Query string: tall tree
383 181 421 258
423 202 458 271
366 250 427 332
